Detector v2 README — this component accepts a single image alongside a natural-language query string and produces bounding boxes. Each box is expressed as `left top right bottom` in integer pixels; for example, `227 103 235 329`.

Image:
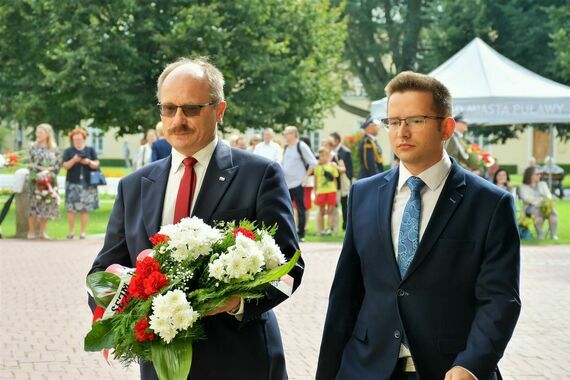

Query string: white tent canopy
370 37 570 125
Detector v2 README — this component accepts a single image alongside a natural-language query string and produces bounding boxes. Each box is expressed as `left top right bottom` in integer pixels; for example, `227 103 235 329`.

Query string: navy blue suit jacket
151 139 172 162
316 160 520 380
89 142 304 380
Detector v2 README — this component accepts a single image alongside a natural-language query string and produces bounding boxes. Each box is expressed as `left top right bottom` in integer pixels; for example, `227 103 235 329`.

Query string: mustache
167 125 194 135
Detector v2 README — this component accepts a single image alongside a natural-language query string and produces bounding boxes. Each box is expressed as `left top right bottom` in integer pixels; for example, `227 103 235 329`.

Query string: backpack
284 142 309 170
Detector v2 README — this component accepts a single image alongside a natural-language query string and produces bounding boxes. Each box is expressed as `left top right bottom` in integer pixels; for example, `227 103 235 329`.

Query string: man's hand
206 296 241 316
444 366 476 380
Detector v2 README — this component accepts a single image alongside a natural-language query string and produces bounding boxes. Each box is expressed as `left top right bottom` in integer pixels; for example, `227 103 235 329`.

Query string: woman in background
27 123 61 239
493 168 513 193
62 127 100 239
519 166 558 240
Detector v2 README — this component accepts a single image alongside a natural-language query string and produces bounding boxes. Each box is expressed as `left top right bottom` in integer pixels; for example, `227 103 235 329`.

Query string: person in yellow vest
314 146 340 236
358 117 383 179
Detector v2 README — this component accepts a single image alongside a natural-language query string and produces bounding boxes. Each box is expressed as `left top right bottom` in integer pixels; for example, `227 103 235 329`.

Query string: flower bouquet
85 217 301 380
0 150 20 168
539 198 556 218
466 143 495 171
30 170 59 205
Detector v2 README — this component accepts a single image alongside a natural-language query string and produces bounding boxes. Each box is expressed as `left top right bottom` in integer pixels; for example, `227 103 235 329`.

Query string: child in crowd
314 147 339 236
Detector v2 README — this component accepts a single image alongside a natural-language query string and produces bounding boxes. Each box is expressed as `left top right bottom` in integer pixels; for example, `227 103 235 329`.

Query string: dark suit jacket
358 135 383 179
89 142 304 380
316 160 520 380
337 145 353 181
150 139 172 162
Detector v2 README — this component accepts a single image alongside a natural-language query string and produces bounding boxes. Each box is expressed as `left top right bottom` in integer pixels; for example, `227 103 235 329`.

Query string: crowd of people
24 115 561 242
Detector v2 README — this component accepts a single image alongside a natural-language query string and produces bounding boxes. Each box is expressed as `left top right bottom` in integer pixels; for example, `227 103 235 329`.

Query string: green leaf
84 319 115 352
86 271 122 308
151 341 193 380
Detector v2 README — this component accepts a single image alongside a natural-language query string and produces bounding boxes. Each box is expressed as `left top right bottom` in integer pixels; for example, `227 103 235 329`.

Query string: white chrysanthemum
208 260 226 281
258 234 285 269
149 315 170 333
172 308 199 330
164 289 186 306
152 298 171 318
149 290 200 344
159 217 222 262
245 250 264 275
225 252 248 279
160 326 177 344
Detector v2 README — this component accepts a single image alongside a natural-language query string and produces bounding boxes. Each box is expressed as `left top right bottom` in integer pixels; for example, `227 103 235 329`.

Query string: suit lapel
192 142 238 223
377 168 402 283
141 157 171 237
402 161 466 281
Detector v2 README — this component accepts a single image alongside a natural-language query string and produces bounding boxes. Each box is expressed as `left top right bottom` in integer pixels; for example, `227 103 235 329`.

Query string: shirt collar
171 137 218 174
398 151 452 192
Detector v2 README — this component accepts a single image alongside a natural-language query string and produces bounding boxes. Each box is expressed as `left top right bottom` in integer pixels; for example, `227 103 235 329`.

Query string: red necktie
173 156 198 224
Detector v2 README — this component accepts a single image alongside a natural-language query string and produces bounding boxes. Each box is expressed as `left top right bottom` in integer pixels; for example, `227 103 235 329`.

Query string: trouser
340 195 348 230
534 211 558 238
289 185 305 238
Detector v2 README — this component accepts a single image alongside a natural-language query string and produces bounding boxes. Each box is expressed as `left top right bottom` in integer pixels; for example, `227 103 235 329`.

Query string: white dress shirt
390 152 477 379
161 138 217 227
253 141 282 163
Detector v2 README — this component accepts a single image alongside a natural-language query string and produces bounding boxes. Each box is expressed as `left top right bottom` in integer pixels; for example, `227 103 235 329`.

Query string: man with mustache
316 71 520 380
88 57 304 379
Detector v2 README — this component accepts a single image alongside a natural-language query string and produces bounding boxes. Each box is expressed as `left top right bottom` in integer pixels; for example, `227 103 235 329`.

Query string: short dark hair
522 166 537 185
385 71 452 117
493 168 511 185
329 132 341 143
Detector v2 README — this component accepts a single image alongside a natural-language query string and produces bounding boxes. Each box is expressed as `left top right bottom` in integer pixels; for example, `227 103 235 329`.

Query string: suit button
397 289 406 297
394 330 401 339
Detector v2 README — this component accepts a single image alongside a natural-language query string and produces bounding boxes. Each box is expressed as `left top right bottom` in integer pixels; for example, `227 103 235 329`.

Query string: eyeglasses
157 102 217 117
381 115 445 131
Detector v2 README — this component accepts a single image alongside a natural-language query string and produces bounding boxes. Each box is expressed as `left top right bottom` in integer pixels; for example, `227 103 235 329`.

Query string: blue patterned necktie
397 176 426 278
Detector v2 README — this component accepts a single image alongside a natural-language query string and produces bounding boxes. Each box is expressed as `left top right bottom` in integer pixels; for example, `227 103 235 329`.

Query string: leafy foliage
0 1 346 134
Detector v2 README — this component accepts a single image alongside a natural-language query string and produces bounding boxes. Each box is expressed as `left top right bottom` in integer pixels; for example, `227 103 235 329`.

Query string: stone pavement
0 239 568 380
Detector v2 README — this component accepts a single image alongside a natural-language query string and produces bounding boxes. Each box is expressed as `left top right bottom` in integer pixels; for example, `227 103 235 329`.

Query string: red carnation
143 271 169 297
233 227 255 240
128 257 167 300
136 256 161 278
134 317 155 342
149 233 169 246
128 276 146 299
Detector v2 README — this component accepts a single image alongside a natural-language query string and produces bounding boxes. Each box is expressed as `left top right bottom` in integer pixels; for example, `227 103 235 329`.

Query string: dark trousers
340 195 348 230
289 185 305 238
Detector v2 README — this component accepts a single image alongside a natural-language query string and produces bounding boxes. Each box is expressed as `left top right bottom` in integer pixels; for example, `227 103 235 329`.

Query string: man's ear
442 117 455 141
216 101 227 124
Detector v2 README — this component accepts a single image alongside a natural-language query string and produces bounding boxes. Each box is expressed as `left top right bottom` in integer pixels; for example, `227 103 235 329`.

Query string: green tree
337 0 426 101
0 0 346 135
548 1 570 81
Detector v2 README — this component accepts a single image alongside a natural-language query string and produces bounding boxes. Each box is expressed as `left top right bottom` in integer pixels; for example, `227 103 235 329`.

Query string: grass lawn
1 193 568 245
0 196 115 239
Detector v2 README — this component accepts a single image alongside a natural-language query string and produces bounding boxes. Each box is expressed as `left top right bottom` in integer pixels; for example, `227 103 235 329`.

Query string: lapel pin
219 176 226 182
